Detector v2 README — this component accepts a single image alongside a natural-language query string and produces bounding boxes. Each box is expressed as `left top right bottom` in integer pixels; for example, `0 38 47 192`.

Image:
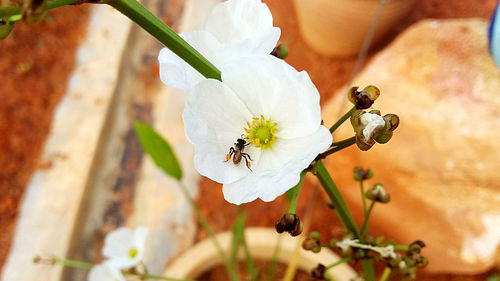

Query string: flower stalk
329 106 356 133
107 0 221 81
0 0 79 18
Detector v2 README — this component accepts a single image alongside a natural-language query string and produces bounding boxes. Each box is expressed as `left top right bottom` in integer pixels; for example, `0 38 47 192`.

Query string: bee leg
242 152 253 161
242 153 253 171
225 147 235 162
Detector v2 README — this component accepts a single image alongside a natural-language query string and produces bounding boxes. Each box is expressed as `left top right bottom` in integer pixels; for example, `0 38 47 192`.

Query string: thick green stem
108 0 221 81
287 170 305 214
362 259 376 281
329 106 356 133
314 160 359 238
0 0 79 18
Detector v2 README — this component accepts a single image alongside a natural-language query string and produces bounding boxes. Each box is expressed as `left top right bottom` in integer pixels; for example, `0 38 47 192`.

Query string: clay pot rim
163 227 358 280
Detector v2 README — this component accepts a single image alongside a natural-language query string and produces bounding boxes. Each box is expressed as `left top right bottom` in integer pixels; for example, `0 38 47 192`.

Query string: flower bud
365 183 390 203
383 114 400 131
271 44 289 59
0 20 14 40
275 213 303 237
374 130 393 144
347 85 380 109
355 134 375 151
311 264 326 279
353 166 374 181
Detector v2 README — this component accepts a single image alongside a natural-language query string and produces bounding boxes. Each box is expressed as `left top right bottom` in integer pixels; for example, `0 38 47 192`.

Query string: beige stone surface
322 19 500 273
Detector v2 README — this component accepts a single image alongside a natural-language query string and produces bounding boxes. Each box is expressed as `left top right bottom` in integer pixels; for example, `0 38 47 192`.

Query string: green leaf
134 120 182 180
488 274 500 281
229 207 246 264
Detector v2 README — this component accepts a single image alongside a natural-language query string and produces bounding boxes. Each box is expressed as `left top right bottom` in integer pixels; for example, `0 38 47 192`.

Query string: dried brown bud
275 213 303 236
353 166 374 181
311 264 326 279
347 85 380 109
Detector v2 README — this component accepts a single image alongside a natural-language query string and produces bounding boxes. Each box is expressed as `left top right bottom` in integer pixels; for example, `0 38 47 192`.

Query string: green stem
52 257 93 270
264 235 282 281
314 160 360 238
378 267 392 281
0 0 79 18
360 200 376 236
316 138 355 160
141 273 197 281
361 259 376 281
394 245 409 251
331 136 356 147
287 170 305 214
108 0 221 81
329 106 356 133
360 181 367 219
325 257 352 270
178 182 239 281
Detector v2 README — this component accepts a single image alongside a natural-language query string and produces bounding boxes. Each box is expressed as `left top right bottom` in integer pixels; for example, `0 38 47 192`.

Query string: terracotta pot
293 0 416 57
163 227 357 280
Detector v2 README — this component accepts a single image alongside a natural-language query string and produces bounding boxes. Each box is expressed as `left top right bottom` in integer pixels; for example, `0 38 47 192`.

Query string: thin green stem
108 0 221 81
331 136 356 147
141 273 197 281
287 170 305 214
360 181 367 218
394 245 409 251
316 138 355 160
264 235 282 281
52 257 93 270
329 106 356 133
314 160 360 238
360 200 376 236
378 267 392 281
178 182 239 281
0 0 79 18
325 257 352 270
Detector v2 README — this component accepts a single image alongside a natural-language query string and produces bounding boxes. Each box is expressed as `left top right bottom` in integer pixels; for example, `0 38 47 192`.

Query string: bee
225 137 253 170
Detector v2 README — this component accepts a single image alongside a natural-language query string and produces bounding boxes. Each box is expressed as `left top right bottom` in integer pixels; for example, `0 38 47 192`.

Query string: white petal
183 79 261 184
158 30 221 92
223 125 331 204
102 227 146 269
87 262 125 281
204 0 280 55
133 226 148 260
221 56 323 139
360 113 385 142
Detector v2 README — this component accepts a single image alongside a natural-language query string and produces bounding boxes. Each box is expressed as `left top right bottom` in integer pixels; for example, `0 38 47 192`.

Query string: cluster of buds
365 183 390 203
353 166 374 182
351 109 399 151
275 213 303 236
302 231 322 253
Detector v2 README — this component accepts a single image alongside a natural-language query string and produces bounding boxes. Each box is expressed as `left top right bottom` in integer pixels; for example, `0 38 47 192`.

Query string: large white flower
102 226 148 269
87 262 125 281
158 0 280 92
183 56 332 205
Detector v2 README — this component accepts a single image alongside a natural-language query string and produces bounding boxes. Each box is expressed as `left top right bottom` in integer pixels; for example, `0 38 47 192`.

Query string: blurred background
0 0 499 280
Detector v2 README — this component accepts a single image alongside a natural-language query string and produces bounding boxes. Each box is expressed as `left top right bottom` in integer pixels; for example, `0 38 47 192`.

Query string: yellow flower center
244 115 278 149
128 247 138 258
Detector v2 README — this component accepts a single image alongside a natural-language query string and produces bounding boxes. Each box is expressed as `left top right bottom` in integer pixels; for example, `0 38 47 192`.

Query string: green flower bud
303 237 321 252
384 113 400 131
271 44 288 59
374 130 393 144
365 183 390 203
355 134 375 151
0 20 14 40
353 166 374 181
310 231 321 241
347 85 380 109
350 110 365 135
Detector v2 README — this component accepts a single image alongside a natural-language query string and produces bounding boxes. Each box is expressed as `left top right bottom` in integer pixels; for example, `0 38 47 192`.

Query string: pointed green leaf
134 120 182 180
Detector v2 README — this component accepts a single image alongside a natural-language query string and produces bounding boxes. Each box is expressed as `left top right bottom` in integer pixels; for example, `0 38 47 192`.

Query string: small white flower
183 55 332 205
360 113 385 142
102 226 148 269
158 0 280 92
336 238 397 259
87 262 125 281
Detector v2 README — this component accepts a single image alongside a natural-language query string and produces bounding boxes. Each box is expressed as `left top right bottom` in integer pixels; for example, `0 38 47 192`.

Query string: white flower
87 262 125 281
182 55 332 205
102 226 148 269
336 238 397 259
158 0 280 92
360 113 385 142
